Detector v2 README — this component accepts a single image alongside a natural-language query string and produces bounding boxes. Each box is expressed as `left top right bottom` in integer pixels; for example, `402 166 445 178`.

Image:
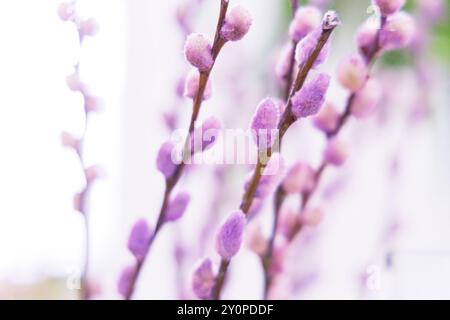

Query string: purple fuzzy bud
58 2 76 21
337 54 368 92
192 258 215 299
184 33 214 72
246 222 267 256
356 19 378 57
324 138 349 166
165 192 190 222
380 12 415 51
282 162 315 194
118 264 136 297
215 211 246 260
184 69 212 100
373 0 406 16
351 78 383 118
66 72 82 91
127 219 152 261
250 98 280 150
221 5 252 41
176 76 186 98
313 101 339 133
274 98 286 115
191 116 222 153
289 6 322 42
79 18 98 37
295 29 330 68
300 206 325 227
156 141 178 179
61 131 80 150
275 43 294 82
291 73 330 118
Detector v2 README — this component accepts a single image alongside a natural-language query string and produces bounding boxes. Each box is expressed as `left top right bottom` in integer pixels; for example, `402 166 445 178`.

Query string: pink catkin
184 69 212 100
289 6 322 42
127 219 152 261
295 29 330 68
379 12 415 51
337 54 368 92
156 141 178 179
215 211 246 260
250 98 280 150
192 258 215 299
373 0 406 16
165 192 190 222
291 73 330 118
312 101 340 133
118 265 137 297
184 33 214 72
220 5 252 41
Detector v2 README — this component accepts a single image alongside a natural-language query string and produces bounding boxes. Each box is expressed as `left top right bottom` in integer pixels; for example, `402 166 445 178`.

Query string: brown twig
124 0 229 300
283 40 298 101
211 19 338 300
261 13 388 299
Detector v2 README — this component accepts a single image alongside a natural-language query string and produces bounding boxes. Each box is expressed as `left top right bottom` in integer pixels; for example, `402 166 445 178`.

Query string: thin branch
262 13 388 298
124 0 229 300
212 21 338 300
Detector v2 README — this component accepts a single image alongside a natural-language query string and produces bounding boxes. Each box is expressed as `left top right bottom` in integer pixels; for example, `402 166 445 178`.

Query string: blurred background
0 0 449 299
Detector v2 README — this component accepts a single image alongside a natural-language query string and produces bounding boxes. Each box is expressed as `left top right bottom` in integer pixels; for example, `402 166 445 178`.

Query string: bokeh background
0 0 449 299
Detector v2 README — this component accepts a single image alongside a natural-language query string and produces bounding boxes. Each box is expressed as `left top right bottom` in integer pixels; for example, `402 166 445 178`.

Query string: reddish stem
262 14 388 298
212 23 338 300
124 0 229 300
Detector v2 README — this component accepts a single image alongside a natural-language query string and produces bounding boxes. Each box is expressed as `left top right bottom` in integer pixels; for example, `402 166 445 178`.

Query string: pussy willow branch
72 29 94 301
296 15 386 232
260 1 300 297
211 25 337 300
283 1 300 100
59 0 97 299
262 15 387 298
124 0 229 300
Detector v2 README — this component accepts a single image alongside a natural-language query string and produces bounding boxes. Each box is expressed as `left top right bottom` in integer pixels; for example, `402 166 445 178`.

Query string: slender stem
283 40 298 101
240 28 333 215
296 15 386 231
262 14 388 297
261 13 387 298
211 259 230 300
212 24 338 300
282 1 299 101
262 187 285 299
124 1 229 300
